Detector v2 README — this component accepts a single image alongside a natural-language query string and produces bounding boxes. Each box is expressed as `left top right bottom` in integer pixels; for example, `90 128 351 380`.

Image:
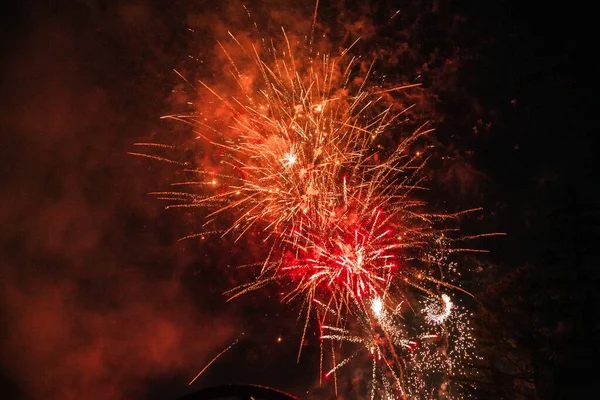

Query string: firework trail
189 333 244 386
133 4 502 398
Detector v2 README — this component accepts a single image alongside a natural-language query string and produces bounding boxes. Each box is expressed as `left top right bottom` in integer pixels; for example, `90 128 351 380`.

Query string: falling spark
189 334 244 386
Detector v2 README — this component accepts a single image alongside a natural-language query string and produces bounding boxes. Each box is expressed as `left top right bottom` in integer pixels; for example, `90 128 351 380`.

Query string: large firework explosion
132 4 497 399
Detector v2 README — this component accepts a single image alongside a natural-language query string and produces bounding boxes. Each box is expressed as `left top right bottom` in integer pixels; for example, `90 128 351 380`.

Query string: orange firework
132 5 503 398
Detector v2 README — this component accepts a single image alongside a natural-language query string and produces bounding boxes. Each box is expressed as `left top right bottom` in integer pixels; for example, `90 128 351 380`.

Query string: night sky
1 1 597 399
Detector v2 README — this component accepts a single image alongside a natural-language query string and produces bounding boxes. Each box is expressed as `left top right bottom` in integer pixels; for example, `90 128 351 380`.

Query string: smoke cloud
0 1 488 398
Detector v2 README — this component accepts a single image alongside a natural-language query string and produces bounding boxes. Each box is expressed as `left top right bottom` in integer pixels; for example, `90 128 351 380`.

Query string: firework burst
320 293 479 399
133 5 501 398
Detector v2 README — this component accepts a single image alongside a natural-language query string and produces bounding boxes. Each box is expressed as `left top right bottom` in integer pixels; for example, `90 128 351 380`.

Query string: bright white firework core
281 151 297 168
372 297 383 316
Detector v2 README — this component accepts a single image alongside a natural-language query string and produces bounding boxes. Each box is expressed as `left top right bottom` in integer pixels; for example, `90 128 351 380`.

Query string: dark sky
1 1 597 399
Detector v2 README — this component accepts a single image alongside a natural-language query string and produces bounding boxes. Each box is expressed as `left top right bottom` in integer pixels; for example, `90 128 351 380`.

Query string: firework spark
189 334 244 386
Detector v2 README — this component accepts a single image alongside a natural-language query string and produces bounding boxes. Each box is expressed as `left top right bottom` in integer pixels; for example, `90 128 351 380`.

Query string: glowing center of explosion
281 151 297 168
336 243 365 272
371 297 383 316
298 225 396 298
